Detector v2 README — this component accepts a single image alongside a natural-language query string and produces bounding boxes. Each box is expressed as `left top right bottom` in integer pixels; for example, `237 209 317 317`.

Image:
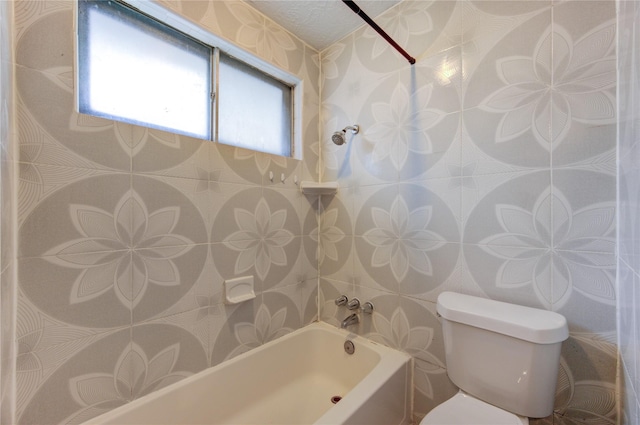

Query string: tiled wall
318 1 618 423
1 1 17 424
617 0 640 423
11 1 320 423
2 0 630 424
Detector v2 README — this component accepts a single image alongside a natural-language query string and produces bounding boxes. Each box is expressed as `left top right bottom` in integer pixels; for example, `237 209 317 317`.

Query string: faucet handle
335 295 348 306
362 301 374 314
347 297 360 310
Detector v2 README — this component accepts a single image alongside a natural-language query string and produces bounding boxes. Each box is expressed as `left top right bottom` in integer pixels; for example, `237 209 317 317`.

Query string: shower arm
341 0 416 65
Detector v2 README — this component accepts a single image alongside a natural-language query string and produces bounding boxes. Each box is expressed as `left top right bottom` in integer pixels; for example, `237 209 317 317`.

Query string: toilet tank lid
437 292 569 344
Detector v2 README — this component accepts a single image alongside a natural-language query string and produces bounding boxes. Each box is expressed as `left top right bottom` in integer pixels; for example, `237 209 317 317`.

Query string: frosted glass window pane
78 0 211 139
218 53 292 157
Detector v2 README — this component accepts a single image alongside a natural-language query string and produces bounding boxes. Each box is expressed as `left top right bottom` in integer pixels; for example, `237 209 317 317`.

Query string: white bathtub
81 322 412 425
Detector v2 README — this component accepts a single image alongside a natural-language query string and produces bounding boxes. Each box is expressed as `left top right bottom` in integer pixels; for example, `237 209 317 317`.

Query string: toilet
421 292 569 425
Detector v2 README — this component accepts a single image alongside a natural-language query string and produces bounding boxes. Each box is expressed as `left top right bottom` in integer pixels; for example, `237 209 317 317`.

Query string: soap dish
224 276 256 304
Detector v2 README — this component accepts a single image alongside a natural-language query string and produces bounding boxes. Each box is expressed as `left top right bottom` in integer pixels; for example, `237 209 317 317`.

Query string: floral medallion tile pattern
210 291 301 365
225 1 302 70
354 184 459 296
4 0 627 423
15 8 130 172
552 336 618 424
369 297 447 396
212 187 301 288
321 0 618 422
11 0 318 423
19 175 213 329
357 73 461 182
19 325 207 425
463 2 616 171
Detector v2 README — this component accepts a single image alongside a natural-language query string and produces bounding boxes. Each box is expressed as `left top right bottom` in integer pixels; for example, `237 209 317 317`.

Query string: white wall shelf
300 181 338 195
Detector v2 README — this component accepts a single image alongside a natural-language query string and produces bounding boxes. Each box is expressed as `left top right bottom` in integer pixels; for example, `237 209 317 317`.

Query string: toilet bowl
420 292 568 425
420 391 528 425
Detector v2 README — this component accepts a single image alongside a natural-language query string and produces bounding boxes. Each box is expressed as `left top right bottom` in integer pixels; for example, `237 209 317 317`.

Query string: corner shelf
300 181 338 195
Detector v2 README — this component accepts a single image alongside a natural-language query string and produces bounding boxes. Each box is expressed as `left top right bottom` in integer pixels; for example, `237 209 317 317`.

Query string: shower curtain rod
341 0 416 65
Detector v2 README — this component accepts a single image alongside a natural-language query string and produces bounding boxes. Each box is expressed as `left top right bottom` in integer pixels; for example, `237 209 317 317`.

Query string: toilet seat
420 391 529 425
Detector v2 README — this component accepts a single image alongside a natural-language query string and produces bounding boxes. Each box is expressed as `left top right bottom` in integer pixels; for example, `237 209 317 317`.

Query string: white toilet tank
437 292 569 418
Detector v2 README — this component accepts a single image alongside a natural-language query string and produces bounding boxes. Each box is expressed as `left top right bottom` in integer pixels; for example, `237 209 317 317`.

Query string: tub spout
341 313 359 329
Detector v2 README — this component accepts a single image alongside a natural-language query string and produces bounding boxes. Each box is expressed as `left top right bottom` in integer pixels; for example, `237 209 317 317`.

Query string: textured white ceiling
246 0 401 51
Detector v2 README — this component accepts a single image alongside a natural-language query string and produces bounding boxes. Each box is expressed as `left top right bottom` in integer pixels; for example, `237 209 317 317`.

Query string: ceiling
245 0 402 51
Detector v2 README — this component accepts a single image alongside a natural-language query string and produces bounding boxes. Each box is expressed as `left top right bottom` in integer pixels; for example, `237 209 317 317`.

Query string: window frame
75 0 303 159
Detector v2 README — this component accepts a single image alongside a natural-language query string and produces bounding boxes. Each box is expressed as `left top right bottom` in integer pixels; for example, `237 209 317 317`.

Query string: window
218 53 292 157
78 0 212 139
77 0 299 158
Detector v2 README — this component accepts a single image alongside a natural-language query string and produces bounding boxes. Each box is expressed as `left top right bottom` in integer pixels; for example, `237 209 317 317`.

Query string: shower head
331 131 347 146
331 125 360 146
